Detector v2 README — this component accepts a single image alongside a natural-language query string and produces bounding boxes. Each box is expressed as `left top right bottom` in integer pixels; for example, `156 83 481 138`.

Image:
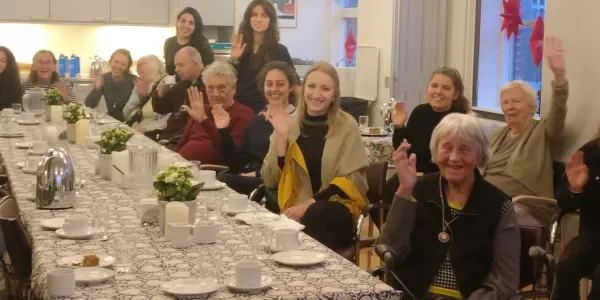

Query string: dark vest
391 171 511 299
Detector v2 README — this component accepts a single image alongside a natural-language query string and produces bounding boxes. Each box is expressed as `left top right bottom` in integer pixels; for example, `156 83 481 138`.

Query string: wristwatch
228 57 239 65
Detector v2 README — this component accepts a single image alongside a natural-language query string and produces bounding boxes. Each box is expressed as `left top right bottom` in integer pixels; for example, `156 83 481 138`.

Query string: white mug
21 112 35 121
164 75 176 85
227 193 248 212
63 214 88 236
235 260 262 288
32 140 47 153
274 228 300 251
193 221 217 244
25 157 39 172
168 222 191 248
196 170 216 186
47 268 75 297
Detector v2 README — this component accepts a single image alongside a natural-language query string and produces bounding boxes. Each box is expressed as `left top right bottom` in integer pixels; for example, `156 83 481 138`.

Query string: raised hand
391 99 407 126
230 33 247 61
135 78 150 98
94 74 104 90
181 87 206 123
266 105 290 138
53 81 70 103
212 104 231 129
545 36 566 81
394 139 417 195
565 151 589 193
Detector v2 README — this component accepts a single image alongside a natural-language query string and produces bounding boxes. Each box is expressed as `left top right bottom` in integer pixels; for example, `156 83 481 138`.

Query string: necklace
438 177 451 244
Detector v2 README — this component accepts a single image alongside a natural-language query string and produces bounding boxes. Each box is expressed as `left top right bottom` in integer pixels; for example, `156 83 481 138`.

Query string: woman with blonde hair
261 62 368 252
123 55 169 139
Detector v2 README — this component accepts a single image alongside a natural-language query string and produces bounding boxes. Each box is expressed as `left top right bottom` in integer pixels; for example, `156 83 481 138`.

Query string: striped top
20 79 76 103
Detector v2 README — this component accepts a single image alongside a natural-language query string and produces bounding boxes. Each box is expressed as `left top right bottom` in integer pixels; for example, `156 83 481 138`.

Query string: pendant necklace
438 177 451 244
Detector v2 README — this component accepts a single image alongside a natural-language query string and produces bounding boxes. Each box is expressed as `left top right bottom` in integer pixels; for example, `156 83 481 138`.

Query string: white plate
27 149 46 156
224 205 256 215
55 228 97 239
201 182 226 191
0 132 24 138
224 275 272 293
270 251 327 267
40 218 65 230
58 255 115 268
270 242 309 253
15 142 32 149
235 212 280 224
74 267 113 284
162 277 218 297
17 120 40 125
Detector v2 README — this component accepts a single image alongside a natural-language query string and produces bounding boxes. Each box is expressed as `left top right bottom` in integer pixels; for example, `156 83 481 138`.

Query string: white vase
111 150 130 186
158 199 197 232
66 123 76 143
98 153 111 180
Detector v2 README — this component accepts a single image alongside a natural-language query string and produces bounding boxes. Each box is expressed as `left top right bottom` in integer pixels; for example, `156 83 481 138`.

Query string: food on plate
81 255 100 267
368 127 381 135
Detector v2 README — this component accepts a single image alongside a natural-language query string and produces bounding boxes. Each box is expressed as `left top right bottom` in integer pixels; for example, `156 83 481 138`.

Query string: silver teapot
89 55 104 78
380 97 397 132
35 148 83 209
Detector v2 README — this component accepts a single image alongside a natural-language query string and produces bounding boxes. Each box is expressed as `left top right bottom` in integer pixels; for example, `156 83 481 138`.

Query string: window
473 0 546 113
337 0 357 67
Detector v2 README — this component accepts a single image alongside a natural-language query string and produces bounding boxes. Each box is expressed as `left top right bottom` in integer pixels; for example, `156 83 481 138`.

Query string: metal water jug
36 148 79 209
380 98 396 131
89 55 104 78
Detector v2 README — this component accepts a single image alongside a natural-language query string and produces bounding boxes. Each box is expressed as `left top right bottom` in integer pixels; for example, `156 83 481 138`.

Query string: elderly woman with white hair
482 36 568 228
378 113 520 300
123 55 170 139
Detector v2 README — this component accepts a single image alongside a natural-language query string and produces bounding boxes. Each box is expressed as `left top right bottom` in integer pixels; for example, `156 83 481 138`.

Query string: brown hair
239 0 280 71
257 61 299 106
431 66 471 113
109 48 133 74
29 50 60 83
298 62 344 136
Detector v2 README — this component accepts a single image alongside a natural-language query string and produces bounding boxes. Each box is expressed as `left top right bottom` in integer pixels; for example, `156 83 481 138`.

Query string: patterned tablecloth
0 121 402 300
362 135 394 164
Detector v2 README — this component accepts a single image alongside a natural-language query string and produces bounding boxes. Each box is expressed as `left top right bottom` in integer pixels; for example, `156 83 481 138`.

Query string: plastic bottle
58 54 68 77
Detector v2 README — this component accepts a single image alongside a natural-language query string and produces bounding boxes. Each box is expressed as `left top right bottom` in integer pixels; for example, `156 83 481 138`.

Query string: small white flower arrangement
95 128 133 154
44 88 63 105
153 165 203 202
63 102 86 124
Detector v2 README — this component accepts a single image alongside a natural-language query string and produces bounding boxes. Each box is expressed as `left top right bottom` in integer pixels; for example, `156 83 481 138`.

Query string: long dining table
0 118 402 300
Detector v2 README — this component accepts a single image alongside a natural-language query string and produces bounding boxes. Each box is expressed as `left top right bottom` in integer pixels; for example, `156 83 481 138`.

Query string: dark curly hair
239 0 280 71
0 46 22 107
257 61 299 106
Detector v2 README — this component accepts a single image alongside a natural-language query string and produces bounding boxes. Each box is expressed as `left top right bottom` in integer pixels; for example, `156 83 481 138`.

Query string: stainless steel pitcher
380 98 396 131
36 148 79 209
89 55 104 78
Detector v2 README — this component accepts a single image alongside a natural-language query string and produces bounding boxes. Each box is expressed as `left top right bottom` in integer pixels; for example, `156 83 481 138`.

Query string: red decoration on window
344 29 357 59
529 15 544 67
500 0 523 40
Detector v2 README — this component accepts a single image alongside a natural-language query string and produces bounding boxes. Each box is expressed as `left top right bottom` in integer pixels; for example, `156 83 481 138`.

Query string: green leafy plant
95 128 133 154
44 88 63 105
63 102 86 124
153 165 203 202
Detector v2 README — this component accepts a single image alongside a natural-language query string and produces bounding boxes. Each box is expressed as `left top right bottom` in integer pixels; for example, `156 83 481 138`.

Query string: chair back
0 196 31 281
518 225 547 289
365 162 388 204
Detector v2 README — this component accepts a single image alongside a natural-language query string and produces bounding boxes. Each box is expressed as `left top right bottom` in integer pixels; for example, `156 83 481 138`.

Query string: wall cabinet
0 0 50 22
110 0 169 26
50 0 110 23
177 0 234 26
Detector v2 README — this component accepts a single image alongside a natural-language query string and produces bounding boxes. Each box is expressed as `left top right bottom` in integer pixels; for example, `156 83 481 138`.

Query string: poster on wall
273 0 297 28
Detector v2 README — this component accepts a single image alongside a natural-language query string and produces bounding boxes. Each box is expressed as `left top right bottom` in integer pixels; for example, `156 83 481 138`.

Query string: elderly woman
123 55 169 139
482 36 568 228
379 113 520 300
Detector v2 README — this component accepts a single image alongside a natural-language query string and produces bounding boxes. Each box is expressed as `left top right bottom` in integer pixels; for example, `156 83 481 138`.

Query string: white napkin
266 215 305 231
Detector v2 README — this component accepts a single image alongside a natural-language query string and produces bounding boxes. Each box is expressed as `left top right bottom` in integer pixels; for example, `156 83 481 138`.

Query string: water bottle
74 55 81 77
58 54 68 77
69 55 77 78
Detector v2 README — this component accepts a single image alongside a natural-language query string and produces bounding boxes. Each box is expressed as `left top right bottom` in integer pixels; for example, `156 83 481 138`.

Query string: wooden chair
0 196 31 300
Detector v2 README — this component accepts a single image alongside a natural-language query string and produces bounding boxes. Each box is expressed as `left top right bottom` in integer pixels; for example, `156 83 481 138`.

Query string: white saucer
74 267 113 284
201 181 226 191
17 120 40 125
270 251 327 267
59 255 115 268
224 275 272 293
235 212 280 224
27 149 46 156
15 142 32 149
0 132 24 138
270 242 309 253
55 228 97 239
162 277 218 297
40 218 65 230
224 205 256 215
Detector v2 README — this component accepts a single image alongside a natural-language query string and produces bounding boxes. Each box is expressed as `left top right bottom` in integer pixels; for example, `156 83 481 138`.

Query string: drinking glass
252 224 273 260
112 234 135 272
197 245 223 282
91 201 109 237
12 103 22 114
205 197 222 221
358 115 369 130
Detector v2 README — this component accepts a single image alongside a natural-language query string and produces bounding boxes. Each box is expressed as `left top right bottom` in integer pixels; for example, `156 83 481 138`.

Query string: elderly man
177 61 254 164
152 46 206 147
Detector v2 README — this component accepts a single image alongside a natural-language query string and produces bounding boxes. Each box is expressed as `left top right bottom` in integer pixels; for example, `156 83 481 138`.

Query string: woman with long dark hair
164 7 214 76
0 46 22 109
229 0 296 113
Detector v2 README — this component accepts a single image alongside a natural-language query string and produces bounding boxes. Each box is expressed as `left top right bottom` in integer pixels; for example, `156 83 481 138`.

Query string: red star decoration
500 0 523 40
529 15 545 67
344 29 357 60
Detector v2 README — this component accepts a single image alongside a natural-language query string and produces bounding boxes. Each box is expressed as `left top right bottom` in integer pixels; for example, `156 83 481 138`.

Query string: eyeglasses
206 85 229 94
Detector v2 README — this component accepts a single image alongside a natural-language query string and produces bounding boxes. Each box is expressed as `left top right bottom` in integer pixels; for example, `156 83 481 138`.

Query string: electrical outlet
384 77 390 88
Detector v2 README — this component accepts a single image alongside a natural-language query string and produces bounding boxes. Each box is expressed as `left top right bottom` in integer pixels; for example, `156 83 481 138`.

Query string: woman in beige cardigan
483 36 569 228
261 62 369 252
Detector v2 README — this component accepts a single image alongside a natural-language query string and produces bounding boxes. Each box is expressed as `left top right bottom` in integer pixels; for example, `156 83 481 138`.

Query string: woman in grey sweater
85 48 135 122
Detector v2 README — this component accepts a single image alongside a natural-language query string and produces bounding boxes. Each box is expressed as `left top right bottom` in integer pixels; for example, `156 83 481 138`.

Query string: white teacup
235 260 262 288
227 193 248 212
63 214 88 236
197 170 216 186
25 157 39 172
32 140 47 153
274 228 300 251
21 112 35 122
164 75 176 85
193 221 217 244
47 268 75 297
168 222 192 248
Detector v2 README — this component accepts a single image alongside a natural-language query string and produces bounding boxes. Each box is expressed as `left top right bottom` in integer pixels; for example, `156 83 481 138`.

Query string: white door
110 0 169 26
0 0 49 22
50 0 110 23
178 0 234 26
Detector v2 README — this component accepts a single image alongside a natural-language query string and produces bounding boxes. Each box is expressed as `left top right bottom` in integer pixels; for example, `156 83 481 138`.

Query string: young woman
261 62 368 253
164 7 214 76
85 48 135 122
21 50 75 103
123 55 169 139
229 0 296 114
0 46 22 109
216 61 297 196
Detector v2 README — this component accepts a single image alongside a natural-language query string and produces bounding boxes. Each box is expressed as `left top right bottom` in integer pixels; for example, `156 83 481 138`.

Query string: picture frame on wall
273 0 297 28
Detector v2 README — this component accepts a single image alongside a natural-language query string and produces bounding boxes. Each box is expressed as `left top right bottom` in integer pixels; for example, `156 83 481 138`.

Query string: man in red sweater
176 61 254 164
